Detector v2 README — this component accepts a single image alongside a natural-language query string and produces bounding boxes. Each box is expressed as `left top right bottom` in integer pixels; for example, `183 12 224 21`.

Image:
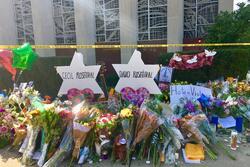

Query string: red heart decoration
67 88 94 101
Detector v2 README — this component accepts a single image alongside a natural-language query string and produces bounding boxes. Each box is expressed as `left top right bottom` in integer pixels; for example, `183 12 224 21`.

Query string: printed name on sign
62 72 95 80
119 71 153 78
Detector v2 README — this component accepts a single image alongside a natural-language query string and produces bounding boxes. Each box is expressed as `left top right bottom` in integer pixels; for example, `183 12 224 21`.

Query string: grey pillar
219 0 234 12
0 0 17 45
75 0 96 65
119 0 138 63
167 0 184 52
31 0 56 57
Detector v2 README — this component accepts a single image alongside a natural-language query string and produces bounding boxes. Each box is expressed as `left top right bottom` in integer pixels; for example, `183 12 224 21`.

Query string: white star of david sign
113 49 161 94
56 52 103 95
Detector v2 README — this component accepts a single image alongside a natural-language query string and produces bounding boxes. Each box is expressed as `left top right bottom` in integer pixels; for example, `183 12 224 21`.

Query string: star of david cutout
56 52 103 95
113 50 161 94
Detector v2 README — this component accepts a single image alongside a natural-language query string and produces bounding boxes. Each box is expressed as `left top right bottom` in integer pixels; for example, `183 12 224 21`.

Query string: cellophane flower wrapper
119 108 135 163
12 125 27 147
37 108 64 167
132 108 163 147
43 123 73 167
121 119 134 149
179 114 209 145
107 90 121 114
19 126 31 153
21 109 41 165
21 126 40 165
95 113 117 159
72 122 92 159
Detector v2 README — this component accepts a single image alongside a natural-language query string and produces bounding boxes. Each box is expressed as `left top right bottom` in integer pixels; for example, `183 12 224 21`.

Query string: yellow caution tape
0 43 250 49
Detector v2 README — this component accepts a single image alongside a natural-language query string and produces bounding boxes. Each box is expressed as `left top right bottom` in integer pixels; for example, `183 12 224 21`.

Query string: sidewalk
1 143 250 167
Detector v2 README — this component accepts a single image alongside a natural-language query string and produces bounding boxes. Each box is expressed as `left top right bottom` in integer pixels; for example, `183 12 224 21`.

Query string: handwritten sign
155 66 173 83
170 85 212 106
113 50 161 94
56 52 103 95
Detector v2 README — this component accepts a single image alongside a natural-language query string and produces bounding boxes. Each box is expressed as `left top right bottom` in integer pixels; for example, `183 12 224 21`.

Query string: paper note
218 116 236 128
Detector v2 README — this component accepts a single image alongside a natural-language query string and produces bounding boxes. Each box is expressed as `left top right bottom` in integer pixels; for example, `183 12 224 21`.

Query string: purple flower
159 83 168 91
0 108 5 113
184 101 196 112
11 128 15 135
215 99 223 107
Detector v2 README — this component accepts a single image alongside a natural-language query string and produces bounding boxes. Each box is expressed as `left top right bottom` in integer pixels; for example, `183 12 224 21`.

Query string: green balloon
12 43 38 70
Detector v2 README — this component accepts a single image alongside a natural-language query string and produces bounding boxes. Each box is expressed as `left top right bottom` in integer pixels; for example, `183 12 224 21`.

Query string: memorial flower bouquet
173 98 202 117
95 113 118 160
116 107 135 163
72 107 99 160
178 114 224 160
131 107 163 162
37 108 64 167
143 100 183 166
0 108 15 148
43 122 73 167
12 124 27 147
21 109 41 165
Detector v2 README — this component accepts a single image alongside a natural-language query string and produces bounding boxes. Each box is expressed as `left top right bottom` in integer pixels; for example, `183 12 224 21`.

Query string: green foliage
206 4 250 43
158 48 250 83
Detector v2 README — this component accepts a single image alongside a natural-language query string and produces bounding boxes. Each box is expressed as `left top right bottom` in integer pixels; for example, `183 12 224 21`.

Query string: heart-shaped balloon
121 87 150 106
67 88 94 101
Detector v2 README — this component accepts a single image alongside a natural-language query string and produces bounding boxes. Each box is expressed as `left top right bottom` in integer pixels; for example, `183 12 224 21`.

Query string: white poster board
170 85 213 106
113 50 161 94
56 52 103 95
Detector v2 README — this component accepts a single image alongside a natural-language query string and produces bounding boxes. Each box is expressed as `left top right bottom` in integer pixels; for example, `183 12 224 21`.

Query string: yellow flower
83 123 89 126
120 108 133 118
29 110 40 116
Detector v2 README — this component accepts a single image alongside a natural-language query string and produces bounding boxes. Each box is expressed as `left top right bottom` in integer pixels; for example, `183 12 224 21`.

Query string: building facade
0 0 234 65
234 0 250 10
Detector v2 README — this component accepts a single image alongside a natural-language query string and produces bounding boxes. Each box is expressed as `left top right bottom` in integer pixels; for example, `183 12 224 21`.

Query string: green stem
217 141 237 160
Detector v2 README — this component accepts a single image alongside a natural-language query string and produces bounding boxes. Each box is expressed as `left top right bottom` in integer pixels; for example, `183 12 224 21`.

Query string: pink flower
4 114 13 122
0 126 9 134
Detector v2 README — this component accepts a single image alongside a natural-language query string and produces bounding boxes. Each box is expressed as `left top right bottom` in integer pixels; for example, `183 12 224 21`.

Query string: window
184 0 218 38
52 0 76 44
13 0 35 44
95 0 120 42
138 0 167 41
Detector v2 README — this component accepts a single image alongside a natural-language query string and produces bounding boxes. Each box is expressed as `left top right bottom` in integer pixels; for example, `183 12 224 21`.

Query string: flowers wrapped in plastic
12 124 27 147
43 122 73 167
72 107 99 160
116 107 135 163
0 107 16 148
107 88 121 114
95 113 118 160
72 122 92 160
132 108 163 147
21 110 41 165
37 108 65 167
